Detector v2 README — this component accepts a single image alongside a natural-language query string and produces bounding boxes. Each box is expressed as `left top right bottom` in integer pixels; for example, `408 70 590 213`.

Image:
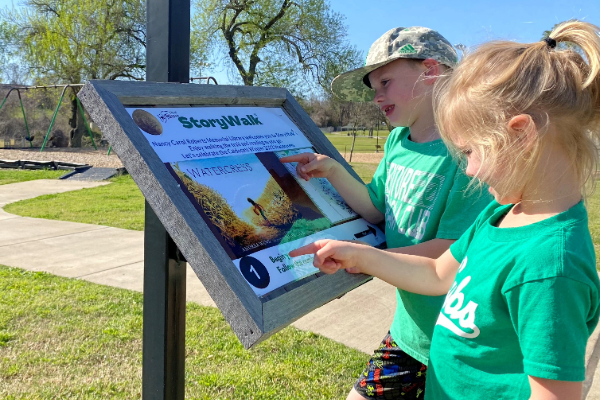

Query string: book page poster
127 107 385 296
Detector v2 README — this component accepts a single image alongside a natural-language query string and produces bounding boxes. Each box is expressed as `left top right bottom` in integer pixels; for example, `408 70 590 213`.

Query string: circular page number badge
239 256 270 289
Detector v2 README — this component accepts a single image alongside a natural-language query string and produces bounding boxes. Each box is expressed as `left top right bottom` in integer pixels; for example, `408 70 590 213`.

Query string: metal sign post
143 0 190 399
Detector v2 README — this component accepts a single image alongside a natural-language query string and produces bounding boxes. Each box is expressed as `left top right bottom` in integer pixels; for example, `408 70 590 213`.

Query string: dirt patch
343 152 384 164
0 148 123 168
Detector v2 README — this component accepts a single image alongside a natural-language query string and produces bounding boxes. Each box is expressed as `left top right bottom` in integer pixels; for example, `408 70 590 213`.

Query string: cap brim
330 62 384 102
331 55 415 102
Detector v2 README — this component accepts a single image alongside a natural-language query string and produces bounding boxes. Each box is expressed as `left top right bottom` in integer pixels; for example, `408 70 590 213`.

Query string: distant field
324 132 388 155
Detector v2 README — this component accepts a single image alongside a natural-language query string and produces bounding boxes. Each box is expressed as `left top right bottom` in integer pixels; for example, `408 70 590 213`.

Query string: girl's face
461 145 523 205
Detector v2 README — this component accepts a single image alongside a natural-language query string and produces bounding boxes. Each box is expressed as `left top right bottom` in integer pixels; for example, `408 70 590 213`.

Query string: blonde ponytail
434 20 600 194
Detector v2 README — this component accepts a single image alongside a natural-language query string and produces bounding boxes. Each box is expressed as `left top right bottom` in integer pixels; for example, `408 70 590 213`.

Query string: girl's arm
386 238 456 258
528 376 582 400
289 240 460 296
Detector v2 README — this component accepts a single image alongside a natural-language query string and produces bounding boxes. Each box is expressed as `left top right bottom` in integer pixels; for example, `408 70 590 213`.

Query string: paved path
0 179 598 399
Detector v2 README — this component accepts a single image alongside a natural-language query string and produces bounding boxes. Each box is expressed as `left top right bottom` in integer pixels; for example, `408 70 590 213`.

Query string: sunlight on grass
5 175 145 230
0 266 365 399
0 168 65 185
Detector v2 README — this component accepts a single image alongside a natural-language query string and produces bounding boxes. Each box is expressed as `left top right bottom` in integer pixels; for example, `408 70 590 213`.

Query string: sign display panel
78 80 384 348
126 106 385 297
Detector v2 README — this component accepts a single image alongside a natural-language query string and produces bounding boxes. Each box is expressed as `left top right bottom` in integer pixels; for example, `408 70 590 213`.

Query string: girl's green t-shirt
366 126 492 364
426 200 600 399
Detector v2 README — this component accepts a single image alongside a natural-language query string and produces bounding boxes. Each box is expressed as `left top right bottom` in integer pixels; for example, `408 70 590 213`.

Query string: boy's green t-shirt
426 200 600 399
366 126 492 364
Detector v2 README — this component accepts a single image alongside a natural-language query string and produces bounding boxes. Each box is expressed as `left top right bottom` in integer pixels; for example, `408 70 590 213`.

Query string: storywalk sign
78 80 386 348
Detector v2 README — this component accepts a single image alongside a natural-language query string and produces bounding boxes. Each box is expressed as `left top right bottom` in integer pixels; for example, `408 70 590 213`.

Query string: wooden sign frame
78 80 378 348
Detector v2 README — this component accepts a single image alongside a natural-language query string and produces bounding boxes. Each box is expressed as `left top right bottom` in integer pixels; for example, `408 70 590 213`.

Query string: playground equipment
0 87 34 148
0 84 97 152
0 80 218 156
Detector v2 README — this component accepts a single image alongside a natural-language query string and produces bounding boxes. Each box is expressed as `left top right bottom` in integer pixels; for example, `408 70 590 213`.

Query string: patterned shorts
353 333 427 399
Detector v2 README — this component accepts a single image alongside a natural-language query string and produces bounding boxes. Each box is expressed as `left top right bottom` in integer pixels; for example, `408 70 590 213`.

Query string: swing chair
0 84 97 151
40 84 97 152
0 87 34 148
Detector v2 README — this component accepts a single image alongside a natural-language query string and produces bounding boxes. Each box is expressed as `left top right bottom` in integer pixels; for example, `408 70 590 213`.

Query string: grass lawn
0 168 66 185
350 162 379 184
0 265 365 399
5 175 146 230
324 133 388 154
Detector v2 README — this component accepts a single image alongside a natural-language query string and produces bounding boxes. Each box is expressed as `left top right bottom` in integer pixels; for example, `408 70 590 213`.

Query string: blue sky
329 0 598 52
1 0 598 85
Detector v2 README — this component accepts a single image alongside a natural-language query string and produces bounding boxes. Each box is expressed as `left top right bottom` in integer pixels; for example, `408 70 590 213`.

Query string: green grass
324 133 388 154
323 129 390 138
0 168 66 185
349 162 379 184
5 175 146 230
0 265 365 399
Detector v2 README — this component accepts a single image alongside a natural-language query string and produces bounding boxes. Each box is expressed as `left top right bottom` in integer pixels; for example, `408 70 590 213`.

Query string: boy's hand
279 153 340 181
289 239 365 274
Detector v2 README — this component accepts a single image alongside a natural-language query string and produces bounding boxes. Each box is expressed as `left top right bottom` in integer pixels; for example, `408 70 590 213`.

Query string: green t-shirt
366 126 492 364
426 200 600 399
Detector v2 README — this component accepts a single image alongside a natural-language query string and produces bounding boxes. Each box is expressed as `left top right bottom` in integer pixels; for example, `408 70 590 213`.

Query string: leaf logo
398 44 417 54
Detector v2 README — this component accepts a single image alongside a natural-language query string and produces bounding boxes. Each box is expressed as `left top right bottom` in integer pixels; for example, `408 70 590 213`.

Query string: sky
328 0 599 54
0 0 598 85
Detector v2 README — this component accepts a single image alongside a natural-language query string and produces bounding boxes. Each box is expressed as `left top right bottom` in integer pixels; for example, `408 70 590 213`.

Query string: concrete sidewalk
0 179 598 399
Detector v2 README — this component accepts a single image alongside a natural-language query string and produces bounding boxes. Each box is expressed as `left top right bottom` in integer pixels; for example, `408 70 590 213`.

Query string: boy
281 27 492 399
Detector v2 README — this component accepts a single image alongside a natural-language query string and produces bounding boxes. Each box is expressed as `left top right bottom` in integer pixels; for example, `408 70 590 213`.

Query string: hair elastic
543 37 557 49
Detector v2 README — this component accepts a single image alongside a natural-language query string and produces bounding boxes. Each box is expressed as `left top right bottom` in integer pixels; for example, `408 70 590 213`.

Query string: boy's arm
289 240 460 296
279 153 383 223
528 377 581 400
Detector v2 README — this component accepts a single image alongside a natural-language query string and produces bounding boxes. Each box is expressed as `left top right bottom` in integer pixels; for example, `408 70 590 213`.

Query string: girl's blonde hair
434 20 600 195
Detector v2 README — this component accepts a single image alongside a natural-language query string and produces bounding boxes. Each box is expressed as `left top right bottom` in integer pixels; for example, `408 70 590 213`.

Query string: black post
143 1 190 399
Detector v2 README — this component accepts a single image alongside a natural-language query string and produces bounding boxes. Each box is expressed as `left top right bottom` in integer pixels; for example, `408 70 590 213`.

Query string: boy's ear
422 58 441 85
508 114 537 151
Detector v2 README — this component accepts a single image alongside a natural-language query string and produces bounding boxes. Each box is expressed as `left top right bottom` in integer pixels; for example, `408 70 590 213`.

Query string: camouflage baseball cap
331 27 458 102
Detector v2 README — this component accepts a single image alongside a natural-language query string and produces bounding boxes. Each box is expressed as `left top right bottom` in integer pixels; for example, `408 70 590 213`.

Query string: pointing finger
279 154 313 164
288 240 329 258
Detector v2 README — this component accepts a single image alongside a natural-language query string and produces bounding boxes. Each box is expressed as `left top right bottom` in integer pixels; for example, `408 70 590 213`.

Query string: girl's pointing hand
289 240 365 274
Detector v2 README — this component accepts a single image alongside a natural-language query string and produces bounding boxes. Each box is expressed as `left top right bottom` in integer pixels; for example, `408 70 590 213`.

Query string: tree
2 0 146 147
191 0 361 96
0 21 19 82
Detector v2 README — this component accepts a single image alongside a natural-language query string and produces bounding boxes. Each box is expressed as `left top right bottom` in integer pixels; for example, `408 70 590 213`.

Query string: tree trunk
68 96 85 147
385 117 394 132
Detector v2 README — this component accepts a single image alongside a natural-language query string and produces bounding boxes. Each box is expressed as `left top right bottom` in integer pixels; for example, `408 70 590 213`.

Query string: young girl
291 20 600 399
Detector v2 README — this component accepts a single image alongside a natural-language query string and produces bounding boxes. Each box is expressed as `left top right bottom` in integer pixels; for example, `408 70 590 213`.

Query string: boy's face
368 59 432 127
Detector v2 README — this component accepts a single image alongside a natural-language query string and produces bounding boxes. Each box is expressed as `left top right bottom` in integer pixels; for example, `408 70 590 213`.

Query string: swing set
0 83 97 152
0 78 218 155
